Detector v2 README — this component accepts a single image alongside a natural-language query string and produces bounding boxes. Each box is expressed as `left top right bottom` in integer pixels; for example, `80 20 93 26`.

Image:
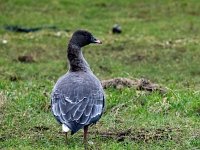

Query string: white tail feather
62 124 70 132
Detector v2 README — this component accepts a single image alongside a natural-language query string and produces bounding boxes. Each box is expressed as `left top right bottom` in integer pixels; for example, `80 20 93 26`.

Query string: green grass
0 0 200 149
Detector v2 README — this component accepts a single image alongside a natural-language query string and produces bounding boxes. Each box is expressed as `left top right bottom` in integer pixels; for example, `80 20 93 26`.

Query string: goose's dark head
70 30 102 47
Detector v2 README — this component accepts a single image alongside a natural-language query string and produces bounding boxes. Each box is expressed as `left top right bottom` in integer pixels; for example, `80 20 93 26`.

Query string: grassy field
0 0 200 149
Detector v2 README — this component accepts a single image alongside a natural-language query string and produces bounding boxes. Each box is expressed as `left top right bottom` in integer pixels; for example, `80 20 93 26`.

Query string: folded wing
51 78 104 134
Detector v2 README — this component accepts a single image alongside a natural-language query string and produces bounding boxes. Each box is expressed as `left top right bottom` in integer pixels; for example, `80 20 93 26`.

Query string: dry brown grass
0 91 6 109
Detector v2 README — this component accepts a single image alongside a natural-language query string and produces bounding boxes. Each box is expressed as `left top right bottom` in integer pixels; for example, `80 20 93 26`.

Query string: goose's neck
67 43 91 72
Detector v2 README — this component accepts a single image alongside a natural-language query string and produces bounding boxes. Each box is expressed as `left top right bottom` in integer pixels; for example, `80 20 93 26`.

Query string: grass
0 0 200 149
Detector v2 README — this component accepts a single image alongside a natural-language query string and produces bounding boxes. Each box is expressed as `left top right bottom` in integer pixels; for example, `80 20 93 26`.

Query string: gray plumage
51 30 105 135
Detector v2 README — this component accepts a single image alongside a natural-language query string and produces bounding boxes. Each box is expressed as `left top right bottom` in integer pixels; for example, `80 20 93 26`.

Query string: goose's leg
65 132 68 144
84 125 89 148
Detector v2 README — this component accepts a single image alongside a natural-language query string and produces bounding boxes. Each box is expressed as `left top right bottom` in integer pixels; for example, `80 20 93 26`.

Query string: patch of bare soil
90 127 181 142
18 55 35 63
31 126 49 132
101 78 167 94
9 75 20 81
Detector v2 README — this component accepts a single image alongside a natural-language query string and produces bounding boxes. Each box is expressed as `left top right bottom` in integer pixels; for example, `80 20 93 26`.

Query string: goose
51 30 105 144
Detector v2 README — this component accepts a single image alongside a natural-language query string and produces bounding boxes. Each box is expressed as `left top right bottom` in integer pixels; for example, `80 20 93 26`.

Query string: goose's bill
91 37 102 44
93 39 102 44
